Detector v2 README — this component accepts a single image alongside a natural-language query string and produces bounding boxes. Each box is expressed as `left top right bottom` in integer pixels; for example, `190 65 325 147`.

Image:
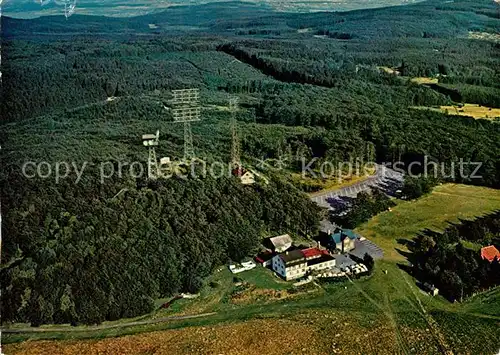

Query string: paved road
2 312 217 334
310 164 404 211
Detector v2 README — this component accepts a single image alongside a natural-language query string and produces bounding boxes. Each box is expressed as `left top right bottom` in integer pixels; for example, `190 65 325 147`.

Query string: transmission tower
229 96 241 168
171 89 201 162
64 0 77 19
142 130 160 179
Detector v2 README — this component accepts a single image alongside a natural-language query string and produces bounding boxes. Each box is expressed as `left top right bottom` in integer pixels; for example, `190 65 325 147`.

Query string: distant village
229 220 384 285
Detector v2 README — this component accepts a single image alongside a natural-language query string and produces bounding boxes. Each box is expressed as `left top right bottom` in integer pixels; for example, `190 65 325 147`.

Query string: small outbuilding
481 245 500 263
269 234 293 253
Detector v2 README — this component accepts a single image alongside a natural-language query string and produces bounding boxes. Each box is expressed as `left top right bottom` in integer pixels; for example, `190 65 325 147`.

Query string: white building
272 248 335 281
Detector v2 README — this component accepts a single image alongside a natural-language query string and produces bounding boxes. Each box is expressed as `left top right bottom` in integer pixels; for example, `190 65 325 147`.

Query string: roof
279 249 306 265
481 245 500 263
255 251 274 263
270 234 293 249
302 247 328 259
330 230 357 244
320 220 337 234
307 254 335 267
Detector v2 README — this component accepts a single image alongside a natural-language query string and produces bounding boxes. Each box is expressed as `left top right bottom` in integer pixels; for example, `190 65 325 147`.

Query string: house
255 250 275 267
240 171 255 185
269 234 293 253
329 230 357 253
481 245 500 263
232 167 255 185
272 247 336 281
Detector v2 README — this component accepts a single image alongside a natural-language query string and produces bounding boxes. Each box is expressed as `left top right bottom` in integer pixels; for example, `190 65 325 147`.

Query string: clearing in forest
411 104 500 120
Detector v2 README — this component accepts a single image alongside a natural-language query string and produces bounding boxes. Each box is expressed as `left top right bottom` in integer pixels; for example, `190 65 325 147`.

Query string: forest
409 212 500 302
1 0 499 326
1 168 321 325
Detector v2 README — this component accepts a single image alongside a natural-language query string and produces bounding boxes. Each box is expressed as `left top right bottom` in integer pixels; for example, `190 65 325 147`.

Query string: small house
329 230 357 253
232 167 255 185
480 245 500 263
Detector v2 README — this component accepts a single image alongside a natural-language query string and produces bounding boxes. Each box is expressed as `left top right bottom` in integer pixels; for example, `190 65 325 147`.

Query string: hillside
4 184 500 354
1 0 500 352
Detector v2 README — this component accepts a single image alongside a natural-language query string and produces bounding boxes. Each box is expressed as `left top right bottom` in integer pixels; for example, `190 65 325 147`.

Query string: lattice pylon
171 88 201 162
148 146 159 179
229 97 241 168
184 122 195 161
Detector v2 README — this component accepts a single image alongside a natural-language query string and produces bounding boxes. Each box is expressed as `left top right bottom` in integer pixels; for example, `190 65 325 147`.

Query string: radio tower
171 89 201 162
229 96 241 168
63 0 77 19
142 130 160 179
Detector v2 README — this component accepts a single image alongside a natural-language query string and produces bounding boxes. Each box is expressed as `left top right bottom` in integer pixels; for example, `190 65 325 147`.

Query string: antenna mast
142 130 160 179
229 96 241 168
171 88 201 162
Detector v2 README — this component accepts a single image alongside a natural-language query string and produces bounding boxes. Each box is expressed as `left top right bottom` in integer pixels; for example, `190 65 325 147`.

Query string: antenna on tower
63 0 77 19
229 96 241 168
142 130 160 179
171 88 201 162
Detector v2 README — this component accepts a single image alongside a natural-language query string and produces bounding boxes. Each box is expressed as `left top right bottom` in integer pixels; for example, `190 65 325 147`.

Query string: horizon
2 0 423 19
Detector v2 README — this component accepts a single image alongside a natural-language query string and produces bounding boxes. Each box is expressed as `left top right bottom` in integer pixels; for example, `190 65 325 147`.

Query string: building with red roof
301 247 329 260
480 245 500 263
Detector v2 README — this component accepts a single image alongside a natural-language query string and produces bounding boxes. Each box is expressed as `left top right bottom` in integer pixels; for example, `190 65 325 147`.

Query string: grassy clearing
356 184 500 261
410 77 439 85
411 104 500 120
468 31 500 43
4 184 500 353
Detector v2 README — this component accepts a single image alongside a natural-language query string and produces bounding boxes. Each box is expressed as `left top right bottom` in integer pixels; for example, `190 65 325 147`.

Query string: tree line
409 211 500 302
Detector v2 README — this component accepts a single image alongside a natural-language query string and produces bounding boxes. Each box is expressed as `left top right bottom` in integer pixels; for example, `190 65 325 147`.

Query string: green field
4 184 500 354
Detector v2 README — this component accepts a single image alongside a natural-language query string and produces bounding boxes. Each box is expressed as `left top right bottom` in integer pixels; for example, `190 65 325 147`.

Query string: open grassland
4 184 500 354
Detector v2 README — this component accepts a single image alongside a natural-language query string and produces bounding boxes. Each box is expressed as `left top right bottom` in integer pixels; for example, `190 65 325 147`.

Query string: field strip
346 275 410 355
399 269 454 355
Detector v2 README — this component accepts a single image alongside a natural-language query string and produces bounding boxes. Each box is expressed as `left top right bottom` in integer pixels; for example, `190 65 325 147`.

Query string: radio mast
229 96 241 168
171 89 201 162
142 130 160 179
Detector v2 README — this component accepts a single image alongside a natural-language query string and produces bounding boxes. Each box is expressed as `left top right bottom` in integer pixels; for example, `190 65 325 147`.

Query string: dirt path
2 312 217 334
